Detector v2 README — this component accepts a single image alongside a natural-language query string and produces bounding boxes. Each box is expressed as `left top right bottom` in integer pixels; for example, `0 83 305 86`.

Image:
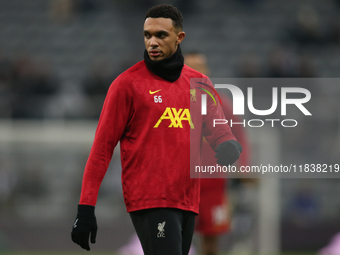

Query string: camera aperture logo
200 84 312 128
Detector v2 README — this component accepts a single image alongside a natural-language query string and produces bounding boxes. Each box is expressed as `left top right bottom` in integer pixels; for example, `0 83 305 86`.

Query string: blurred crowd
0 1 339 120
238 4 340 78
0 51 61 119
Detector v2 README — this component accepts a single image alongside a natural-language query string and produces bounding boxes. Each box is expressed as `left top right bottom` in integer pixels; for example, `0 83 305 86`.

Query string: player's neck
144 45 184 82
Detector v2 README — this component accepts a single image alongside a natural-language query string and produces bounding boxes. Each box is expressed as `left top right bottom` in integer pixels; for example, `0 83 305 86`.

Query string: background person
184 51 251 255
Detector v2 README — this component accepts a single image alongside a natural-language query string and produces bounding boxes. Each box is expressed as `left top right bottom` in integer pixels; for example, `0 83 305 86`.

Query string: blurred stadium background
0 0 340 254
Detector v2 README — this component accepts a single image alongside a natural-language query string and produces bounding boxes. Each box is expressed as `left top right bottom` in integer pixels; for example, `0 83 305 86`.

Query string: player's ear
176 31 185 45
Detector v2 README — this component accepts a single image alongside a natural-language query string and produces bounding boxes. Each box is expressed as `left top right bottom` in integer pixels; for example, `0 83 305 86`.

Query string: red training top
79 60 236 214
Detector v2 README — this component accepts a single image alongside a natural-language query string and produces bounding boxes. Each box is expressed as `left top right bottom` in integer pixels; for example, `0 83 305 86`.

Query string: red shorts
195 179 230 236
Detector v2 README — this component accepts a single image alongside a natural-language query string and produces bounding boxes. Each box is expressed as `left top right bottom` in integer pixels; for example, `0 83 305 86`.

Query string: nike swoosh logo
149 89 161 94
73 219 78 228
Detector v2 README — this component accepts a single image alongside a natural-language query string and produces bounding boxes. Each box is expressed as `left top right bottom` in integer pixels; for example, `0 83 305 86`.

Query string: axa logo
154 107 194 129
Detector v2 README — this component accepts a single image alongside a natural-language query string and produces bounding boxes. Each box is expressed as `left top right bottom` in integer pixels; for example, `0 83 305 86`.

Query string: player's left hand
215 140 242 166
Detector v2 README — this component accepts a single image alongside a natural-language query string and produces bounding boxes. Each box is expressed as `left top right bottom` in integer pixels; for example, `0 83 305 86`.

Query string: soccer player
71 4 242 255
184 52 251 255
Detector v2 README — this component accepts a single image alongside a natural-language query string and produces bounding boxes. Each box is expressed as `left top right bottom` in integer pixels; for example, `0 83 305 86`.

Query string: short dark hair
145 4 183 31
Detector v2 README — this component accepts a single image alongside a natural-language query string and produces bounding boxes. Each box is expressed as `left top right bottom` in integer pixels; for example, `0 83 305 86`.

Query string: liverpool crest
190 89 196 101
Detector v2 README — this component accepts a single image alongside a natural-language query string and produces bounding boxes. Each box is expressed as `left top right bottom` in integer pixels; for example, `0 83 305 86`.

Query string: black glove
71 204 97 251
215 140 242 166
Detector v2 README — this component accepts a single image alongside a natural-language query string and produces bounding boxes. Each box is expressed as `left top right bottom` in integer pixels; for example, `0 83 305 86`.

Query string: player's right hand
71 205 97 251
